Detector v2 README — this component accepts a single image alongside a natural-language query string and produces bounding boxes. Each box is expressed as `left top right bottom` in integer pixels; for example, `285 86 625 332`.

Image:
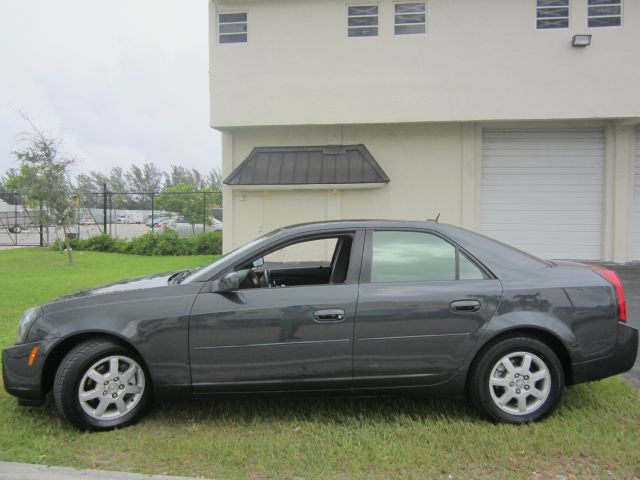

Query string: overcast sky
0 0 221 178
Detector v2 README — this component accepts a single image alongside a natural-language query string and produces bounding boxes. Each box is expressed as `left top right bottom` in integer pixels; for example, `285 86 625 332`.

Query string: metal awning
223 144 389 188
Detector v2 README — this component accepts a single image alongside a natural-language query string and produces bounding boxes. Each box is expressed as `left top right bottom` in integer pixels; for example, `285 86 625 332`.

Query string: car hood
49 272 177 303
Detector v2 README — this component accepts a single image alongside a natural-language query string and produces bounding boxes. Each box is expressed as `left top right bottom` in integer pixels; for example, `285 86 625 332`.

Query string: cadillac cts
3 220 638 430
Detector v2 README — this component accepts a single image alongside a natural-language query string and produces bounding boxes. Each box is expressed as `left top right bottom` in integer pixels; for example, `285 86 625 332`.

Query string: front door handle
313 309 346 323
450 300 481 313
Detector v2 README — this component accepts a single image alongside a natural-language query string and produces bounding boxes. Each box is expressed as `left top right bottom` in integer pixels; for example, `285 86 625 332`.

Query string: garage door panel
480 128 604 260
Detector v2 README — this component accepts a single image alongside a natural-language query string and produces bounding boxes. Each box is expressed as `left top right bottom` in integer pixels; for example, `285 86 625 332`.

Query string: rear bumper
571 323 638 385
2 341 47 402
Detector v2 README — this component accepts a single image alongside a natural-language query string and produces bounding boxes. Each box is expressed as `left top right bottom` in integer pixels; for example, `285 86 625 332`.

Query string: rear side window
371 231 484 283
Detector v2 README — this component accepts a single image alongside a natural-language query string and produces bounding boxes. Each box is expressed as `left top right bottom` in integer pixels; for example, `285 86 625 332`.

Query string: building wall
210 0 640 128
221 120 637 262
223 123 466 249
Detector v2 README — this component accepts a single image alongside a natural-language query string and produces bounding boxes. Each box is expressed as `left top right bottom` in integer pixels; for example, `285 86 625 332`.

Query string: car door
353 228 503 388
189 229 365 392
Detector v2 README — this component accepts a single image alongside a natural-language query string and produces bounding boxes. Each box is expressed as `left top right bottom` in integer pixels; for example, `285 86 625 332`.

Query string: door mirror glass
253 257 265 268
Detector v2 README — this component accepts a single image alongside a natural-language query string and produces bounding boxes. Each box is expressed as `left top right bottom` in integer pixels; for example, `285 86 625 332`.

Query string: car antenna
427 213 440 223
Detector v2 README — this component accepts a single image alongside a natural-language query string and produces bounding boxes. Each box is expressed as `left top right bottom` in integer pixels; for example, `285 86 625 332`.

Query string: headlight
16 307 43 344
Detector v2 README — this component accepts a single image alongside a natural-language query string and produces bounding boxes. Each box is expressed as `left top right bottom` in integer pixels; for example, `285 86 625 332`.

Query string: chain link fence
0 187 222 247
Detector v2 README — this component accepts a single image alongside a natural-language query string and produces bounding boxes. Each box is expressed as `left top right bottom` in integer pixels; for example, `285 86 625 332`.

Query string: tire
468 336 564 424
53 339 151 431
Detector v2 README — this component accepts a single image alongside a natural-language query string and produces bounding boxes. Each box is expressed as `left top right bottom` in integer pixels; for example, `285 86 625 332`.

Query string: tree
11 118 76 265
125 163 163 193
205 167 223 207
0 168 20 204
156 183 207 235
124 163 164 209
164 165 205 190
75 166 132 209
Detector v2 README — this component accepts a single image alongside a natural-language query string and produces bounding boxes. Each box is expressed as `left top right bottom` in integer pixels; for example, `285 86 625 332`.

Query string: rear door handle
313 309 346 323
450 300 481 313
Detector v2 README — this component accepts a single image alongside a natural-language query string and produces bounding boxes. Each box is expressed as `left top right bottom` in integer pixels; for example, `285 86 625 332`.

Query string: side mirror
215 272 240 293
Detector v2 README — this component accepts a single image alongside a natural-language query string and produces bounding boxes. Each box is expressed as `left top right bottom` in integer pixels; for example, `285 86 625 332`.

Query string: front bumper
2 339 53 402
571 322 639 384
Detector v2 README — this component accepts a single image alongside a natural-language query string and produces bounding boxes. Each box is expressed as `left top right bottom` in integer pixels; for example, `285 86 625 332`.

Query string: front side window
348 5 379 37
237 235 355 288
588 0 622 27
371 231 484 283
394 3 426 35
536 0 569 29
218 12 248 44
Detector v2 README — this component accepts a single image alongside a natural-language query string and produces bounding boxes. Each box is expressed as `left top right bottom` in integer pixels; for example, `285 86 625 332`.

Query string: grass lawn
0 248 639 479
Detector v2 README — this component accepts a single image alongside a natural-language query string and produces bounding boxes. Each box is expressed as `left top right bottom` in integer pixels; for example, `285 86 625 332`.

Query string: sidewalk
0 462 207 480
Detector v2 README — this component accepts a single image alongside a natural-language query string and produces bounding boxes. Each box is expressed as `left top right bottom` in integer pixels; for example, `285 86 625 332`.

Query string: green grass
0 248 639 479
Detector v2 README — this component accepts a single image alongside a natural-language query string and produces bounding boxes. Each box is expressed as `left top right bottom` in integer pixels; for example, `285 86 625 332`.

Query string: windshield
180 228 282 283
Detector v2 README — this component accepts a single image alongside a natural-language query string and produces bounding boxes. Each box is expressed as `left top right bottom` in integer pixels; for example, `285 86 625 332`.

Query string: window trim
217 11 248 45
535 0 570 30
361 228 492 284
587 0 623 28
346 3 380 38
393 1 427 36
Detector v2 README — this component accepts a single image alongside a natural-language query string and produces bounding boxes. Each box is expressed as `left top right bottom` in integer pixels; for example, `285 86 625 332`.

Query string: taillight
589 265 627 323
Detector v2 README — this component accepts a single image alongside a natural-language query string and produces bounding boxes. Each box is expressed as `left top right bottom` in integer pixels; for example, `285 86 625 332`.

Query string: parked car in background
3 220 637 430
151 216 173 231
164 217 223 236
145 214 171 228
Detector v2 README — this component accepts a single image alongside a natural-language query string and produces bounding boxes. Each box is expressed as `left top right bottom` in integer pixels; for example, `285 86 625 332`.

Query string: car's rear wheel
469 336 564 423
53 339 151 431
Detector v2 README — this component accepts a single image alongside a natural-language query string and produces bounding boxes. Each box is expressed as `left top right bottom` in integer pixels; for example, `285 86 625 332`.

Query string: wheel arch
465 327 574 394
42 331 149 395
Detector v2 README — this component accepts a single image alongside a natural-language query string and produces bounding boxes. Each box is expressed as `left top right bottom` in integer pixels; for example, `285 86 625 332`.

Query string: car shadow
15 382 599 430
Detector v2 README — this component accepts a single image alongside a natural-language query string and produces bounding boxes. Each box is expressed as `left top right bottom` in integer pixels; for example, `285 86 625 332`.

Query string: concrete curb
0 462 208 480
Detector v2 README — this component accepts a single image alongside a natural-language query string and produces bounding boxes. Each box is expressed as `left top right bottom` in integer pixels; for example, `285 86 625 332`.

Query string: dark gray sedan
3 220 638 430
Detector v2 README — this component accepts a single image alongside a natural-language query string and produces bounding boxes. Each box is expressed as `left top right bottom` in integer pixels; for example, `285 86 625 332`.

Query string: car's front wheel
469 336 564 423
53 339 151 431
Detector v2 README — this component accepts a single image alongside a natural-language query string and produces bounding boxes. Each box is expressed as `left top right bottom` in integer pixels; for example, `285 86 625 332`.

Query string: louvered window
588 0 622 27
219 13 247 44
394 3 426 35
348 5 379 37
536 0 569 29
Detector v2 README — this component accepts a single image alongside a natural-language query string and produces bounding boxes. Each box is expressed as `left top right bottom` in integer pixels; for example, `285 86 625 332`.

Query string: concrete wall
221 120 638 263
210 0 640 128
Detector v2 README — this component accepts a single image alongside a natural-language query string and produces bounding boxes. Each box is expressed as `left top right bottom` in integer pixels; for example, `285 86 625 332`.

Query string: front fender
30 284 202 396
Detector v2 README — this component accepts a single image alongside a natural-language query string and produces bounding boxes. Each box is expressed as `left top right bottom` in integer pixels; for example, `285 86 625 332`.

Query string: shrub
49 237 86 251
193 231 223 255
83 234 125 253
52 230 223 256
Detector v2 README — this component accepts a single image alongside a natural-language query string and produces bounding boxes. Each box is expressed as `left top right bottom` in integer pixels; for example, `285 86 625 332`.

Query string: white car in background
164 216 223 236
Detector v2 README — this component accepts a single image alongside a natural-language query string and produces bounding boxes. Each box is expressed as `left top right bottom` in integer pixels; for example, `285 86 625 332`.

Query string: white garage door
634 127 640 260
480 129 604 260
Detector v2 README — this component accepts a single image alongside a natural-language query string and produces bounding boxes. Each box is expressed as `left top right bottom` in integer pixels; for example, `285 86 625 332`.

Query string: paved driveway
607 263 640 387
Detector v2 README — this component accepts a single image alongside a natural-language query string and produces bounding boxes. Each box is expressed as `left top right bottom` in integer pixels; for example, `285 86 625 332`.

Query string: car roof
270 219 549 277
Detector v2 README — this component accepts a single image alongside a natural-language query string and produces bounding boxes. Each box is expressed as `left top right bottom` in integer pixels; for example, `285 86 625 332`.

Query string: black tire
468 336 564 424
53 339 151 431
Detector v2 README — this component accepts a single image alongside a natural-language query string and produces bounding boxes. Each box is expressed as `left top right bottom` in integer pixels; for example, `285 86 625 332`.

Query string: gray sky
0 0 221 177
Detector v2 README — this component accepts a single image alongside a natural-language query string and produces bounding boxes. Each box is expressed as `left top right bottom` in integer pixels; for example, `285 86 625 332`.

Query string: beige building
209 0 640 262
